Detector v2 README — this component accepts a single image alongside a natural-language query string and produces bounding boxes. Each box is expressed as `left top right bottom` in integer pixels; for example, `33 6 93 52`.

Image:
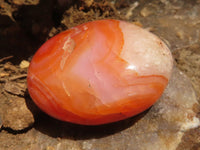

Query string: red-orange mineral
27 19 173 125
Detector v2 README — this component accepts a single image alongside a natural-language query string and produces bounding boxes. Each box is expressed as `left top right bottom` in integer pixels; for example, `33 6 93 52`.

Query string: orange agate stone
27 19 173 125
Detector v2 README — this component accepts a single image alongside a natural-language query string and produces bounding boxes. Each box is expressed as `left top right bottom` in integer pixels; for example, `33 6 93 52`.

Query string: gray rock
1 67 198 150
76 67 200 150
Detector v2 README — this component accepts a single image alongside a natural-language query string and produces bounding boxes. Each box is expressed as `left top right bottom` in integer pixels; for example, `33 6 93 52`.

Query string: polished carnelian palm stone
27 19 173 125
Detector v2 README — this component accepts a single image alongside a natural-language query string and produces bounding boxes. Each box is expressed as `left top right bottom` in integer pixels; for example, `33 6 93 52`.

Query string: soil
0 0 200 149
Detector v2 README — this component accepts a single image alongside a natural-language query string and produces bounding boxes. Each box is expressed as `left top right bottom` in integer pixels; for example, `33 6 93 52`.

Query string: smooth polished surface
27 19 173 125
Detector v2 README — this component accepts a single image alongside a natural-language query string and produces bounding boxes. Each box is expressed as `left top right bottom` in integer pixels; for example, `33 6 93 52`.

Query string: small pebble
140 6 154 17
19 60 30 69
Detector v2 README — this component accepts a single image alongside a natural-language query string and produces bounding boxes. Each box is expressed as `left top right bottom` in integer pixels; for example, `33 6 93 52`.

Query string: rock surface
173 44 200 99
0 67 199 150
0 96 34 130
